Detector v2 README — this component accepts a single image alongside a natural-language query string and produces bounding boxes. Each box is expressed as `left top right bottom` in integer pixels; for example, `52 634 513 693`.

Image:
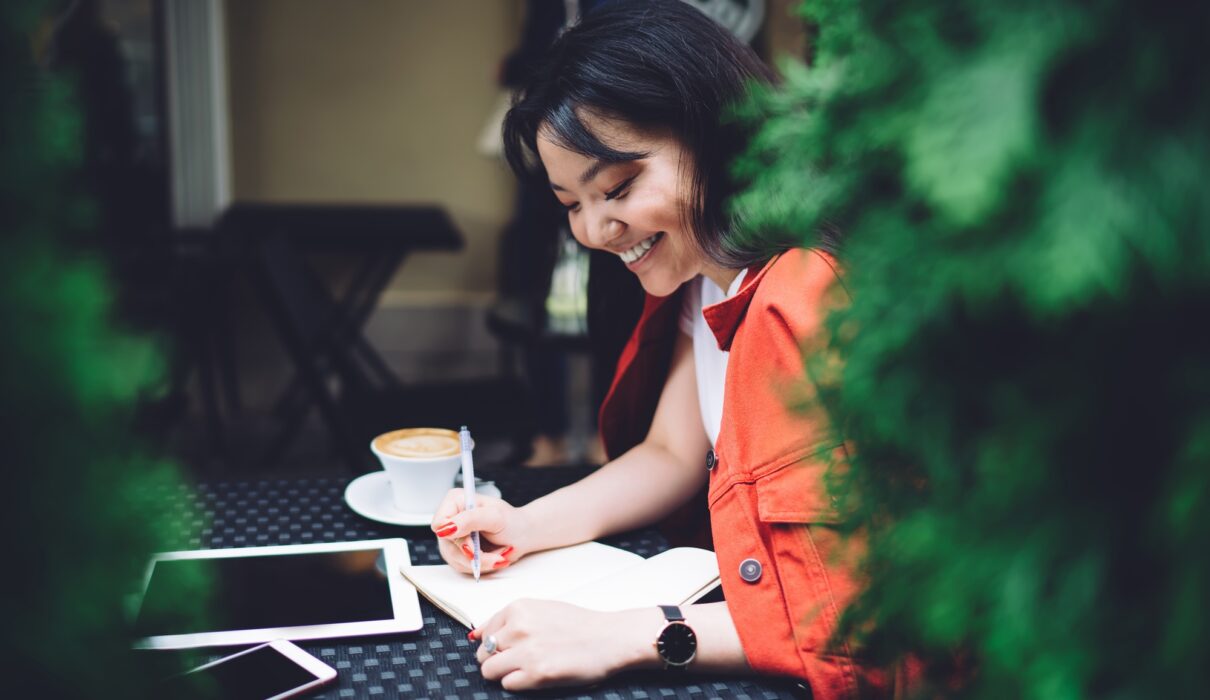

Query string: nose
583 209 624 250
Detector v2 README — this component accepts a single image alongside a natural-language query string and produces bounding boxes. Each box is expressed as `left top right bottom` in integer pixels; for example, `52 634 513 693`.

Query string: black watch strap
659 605 685 622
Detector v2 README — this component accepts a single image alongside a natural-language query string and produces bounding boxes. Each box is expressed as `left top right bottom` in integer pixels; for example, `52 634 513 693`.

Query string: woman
431 1 879 695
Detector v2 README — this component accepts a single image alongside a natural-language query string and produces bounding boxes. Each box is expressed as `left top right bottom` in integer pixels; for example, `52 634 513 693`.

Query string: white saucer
344 471 502 527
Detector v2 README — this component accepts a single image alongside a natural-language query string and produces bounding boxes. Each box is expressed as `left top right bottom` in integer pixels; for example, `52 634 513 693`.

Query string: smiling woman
539 120 712 297
425 1 890 696
504 1 784 273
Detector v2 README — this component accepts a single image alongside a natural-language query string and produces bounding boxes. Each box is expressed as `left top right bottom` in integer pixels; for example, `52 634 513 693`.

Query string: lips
618 232 664 265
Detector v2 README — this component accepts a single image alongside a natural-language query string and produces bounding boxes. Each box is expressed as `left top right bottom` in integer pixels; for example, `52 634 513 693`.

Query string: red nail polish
461 544 474 559
467 630 476 641
435 523 457 537
493 558 510 569
499 546 514 558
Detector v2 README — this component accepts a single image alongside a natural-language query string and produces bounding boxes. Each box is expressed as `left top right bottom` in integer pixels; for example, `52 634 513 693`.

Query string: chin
637 273 686 298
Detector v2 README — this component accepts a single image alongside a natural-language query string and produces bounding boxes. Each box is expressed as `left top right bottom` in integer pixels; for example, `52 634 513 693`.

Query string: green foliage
1 2 199 696
736 0 1210 696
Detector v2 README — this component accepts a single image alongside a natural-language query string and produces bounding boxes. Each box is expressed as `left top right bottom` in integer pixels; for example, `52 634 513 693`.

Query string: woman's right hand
430 489 534 575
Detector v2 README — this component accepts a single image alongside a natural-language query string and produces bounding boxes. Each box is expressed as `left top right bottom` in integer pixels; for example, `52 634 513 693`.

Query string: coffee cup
370 428 462 514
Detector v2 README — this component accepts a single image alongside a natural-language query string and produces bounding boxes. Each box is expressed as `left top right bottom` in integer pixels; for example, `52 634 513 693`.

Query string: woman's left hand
471 600 656 691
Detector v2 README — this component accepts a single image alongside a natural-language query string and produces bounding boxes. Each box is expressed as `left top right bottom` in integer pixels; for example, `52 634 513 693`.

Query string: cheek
628 194 680 234
567 217 587 246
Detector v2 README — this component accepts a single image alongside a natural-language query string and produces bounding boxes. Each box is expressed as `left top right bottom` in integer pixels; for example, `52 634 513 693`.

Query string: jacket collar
701 254 780 352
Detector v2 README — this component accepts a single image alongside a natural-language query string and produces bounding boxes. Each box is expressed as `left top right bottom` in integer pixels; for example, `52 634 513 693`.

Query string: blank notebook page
403 542 643 627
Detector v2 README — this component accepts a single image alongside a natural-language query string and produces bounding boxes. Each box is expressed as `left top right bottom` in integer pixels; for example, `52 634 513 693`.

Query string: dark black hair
503 0 787 269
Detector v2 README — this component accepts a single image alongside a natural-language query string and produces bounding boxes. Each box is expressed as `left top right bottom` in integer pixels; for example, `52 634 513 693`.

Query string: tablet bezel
133 538 422 649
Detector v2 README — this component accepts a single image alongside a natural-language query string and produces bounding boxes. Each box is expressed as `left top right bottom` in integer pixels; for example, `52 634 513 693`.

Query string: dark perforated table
151 467 804 699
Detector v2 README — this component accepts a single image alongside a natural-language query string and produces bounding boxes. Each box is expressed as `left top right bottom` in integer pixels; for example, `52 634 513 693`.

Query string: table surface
151 466 803 699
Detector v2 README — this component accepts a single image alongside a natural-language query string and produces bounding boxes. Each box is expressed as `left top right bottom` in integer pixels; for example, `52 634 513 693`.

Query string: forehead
574 110 650 150
537 110 684 174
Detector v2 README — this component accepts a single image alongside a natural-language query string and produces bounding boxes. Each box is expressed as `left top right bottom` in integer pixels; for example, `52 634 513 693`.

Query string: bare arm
431 329 710 573
474 600 750 690
455 332 752 689
606 601 750 673
517 328 710 551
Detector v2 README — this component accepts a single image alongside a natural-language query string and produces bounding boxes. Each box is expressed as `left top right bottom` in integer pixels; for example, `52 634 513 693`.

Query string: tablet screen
135 549 393 637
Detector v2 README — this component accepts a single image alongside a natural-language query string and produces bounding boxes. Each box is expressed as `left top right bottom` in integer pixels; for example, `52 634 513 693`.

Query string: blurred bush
735 0 1210 696
2 1 198 696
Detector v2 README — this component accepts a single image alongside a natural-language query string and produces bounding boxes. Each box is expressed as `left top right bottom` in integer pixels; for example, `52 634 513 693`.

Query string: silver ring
483 634 498 654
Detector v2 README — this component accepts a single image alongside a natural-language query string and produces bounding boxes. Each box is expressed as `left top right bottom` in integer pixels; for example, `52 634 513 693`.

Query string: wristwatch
654 605 697 670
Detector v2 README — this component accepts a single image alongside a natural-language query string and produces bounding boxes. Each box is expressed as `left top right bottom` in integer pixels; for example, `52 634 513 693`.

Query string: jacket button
739 558 762 583
705 449 716 471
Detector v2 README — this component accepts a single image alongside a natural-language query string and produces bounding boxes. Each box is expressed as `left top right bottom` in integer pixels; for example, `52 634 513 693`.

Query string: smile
618 232 664 265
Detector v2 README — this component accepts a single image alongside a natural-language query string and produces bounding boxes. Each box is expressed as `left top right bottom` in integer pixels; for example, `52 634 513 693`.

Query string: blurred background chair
223 204 536 473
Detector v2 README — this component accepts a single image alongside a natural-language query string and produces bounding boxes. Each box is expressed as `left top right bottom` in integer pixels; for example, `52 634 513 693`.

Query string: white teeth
619 233 662 264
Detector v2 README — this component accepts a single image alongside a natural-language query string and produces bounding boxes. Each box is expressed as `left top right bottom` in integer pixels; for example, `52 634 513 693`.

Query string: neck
703 264 741 292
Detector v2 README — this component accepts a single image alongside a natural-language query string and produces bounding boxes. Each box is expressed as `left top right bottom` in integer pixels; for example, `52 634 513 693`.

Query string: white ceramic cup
370 428 463 514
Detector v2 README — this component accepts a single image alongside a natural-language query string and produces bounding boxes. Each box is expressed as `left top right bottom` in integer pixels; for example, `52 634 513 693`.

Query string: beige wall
224 0 522 300
223 1 808 302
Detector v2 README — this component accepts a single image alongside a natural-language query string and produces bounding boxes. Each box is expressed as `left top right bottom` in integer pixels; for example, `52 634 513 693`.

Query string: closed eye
605 175 636 201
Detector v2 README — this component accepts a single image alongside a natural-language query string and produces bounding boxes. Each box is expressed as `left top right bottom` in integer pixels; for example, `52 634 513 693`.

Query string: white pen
458 425 481 581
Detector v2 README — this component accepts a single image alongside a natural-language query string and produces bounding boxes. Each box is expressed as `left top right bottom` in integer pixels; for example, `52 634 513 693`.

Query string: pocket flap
755 459 842 524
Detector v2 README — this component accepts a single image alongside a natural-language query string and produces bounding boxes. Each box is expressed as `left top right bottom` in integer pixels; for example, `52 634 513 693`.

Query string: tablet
133 539 422 649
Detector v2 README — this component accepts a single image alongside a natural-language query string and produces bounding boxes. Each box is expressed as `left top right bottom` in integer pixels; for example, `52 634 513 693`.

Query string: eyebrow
550 159 613 192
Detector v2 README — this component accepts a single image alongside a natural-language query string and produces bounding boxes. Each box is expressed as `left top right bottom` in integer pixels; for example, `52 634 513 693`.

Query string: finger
437 504 510 540
479 545 514 571
450 535 487 563
474 618 514 665
438 539 509 578
433 489 505 525
437 539 472 573
470 609 508 655
479 647 521 681
499 668 538 692
431 488 469 532
474 626 498 665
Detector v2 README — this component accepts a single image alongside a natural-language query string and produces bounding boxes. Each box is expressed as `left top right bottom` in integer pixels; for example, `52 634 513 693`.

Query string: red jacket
599 249 889 698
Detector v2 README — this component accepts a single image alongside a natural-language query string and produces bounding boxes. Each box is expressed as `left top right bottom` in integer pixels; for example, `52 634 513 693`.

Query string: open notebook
401 542 720 629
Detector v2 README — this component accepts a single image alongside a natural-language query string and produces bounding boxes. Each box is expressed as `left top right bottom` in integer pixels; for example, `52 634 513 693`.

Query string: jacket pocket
755 456 843 525
755 460 865 697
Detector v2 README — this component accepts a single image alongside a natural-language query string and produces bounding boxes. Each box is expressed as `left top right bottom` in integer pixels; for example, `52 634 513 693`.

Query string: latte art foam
373 428 460 459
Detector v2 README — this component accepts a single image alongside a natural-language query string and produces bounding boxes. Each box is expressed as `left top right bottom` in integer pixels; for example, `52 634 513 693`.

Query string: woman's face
537 117 709 298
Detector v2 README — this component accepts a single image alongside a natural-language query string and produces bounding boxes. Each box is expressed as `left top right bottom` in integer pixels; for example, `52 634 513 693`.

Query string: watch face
657 622 698 665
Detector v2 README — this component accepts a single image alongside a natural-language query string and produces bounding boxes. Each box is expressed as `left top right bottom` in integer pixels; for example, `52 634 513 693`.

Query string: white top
679 269 748 447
